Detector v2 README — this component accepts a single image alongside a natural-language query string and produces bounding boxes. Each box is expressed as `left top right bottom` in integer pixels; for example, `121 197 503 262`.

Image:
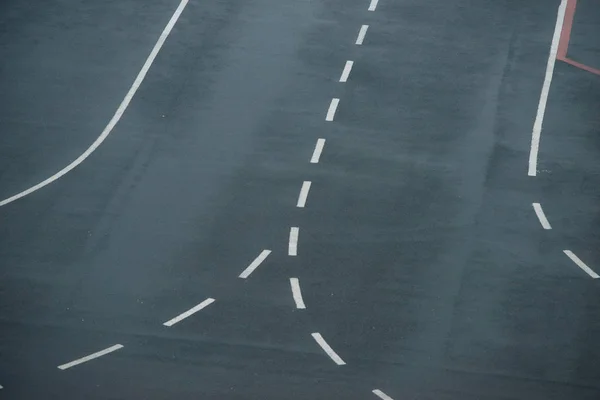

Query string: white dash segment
372 389 394 400
289 227 299 256
311 332 346 365
564 250 599 279
368 0 379 11
296 181 312 208
325 98 340 121
528 0 567 177
310 139 326 163
163 298 215 326
239 250 272 278
339 61 354 82
532 203 552 229
290 278 306 309
58 344 124 370
356 25 369 45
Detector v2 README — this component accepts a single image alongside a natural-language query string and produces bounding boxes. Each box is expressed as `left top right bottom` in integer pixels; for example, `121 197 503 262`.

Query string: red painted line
557 0 576 59
561 57 600 76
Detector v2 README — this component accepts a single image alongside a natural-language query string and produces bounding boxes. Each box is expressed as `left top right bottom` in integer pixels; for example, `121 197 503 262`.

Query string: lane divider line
296 181 312 208
326 98 340 121
372 389 394 400
239 250 272 279
368 0 379 11
311 333 346 365
356 25 369 45
290 278 306 309
163 298 215 327
58 344 124 370
289 227 299 256
532 203 552 229
563 250 599 278
310 139 326 163
339 61 354 82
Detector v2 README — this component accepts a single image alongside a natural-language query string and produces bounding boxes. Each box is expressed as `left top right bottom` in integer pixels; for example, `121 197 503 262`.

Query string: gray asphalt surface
1 0 600 399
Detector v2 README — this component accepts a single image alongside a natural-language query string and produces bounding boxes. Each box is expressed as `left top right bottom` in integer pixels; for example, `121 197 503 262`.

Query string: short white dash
310 139 326 163
532 203 552 229
356 25 369 45
339 61 354 82
368 0 379 11
563 250 599 279
163 298 215 326
325 98 340 121
58 344 124 370
239 250 271 278
290 278 306 309
289 227 299 256
372 389 394 400
296 181 312 208
311 332 346 365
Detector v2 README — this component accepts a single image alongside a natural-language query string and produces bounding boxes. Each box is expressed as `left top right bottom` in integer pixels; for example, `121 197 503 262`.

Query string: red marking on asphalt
561 57 600 76
557 0 600 76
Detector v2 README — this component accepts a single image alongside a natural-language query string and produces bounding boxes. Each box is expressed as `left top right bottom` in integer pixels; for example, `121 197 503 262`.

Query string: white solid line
563 250 599 279
296 181 312 208
0 0 190 208
239 250 272 278
368 0 379 11
356 25 369 45
310 139 326 163
325 98 340 121
163 298 215 327
290 278 306 309
339 61 354 82
289 227 299 256
58 344 124 370
311 332 346 365
372 389 394 400
532 203 552 229
528 0 566 177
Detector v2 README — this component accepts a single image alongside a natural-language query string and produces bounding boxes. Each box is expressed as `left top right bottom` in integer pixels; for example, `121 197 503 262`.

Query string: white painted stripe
532 203 552 229
310 139 326 163
163 298 215 327
339 61 354 82
58 344 123 370
564 250 599 279
0 0 190 208
311 332 346 365
296 181 312 208
372 389 394 400
289 227 299 256
239 250 271 278
528 0 566 177
356 25 369 45
368 0 379 11
290 278 306 309
325 98 340 121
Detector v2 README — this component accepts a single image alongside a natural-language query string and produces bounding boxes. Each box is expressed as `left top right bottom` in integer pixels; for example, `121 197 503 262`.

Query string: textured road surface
1 0 599 399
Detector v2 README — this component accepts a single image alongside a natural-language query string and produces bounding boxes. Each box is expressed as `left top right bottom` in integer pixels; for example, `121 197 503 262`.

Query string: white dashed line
239 250 272 278
326 98 340 121
0 0 191 207
368 0 379 11
563 250 599 279
290 278 306 309
289 227 299 256
310 139 326 163
528 0 566 177
311 333 346 365
339 61 354 82
296 181 312 208
356 25 369 45
372 389 394 400
58 344 124 370
532 203 552 229
163 298 215 327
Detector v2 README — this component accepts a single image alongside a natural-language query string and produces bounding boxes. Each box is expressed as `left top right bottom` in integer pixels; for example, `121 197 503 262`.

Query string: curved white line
563 250 599 279
311 332 346 365
0 0 190 208
289 278 306 309
532 203 552 229
372 389 394 400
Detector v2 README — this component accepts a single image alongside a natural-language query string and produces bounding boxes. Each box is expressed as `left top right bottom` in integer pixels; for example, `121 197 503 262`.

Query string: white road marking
532 203 552 229
163 298 215 327
325 98 340 121
290 278 306 309
296 181 312 208
563 250 599 279
356 25 369 45
339 61 354 82
311 332 346 365
310 139 326 163
239 250 272 278
0 0 190 207
58 344 124 370
289 227 299 256
528 0 566 177
372 389 394 400
368 0 379 11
